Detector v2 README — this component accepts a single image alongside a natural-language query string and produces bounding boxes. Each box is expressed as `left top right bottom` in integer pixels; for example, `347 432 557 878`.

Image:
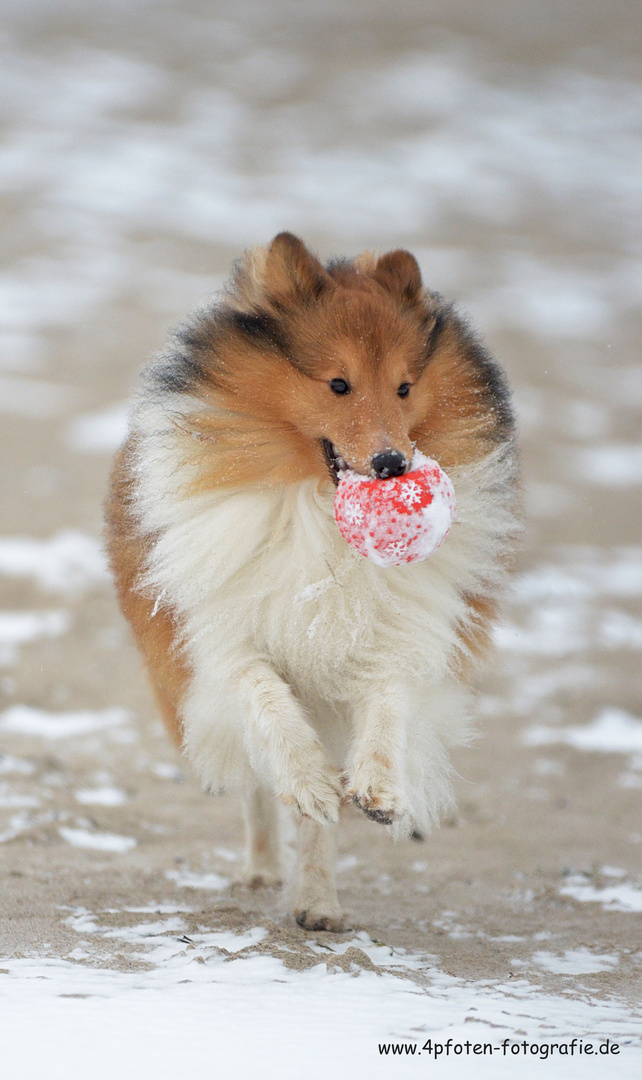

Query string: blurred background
1 0 641 546
3 0 642 701
1 0 642 1051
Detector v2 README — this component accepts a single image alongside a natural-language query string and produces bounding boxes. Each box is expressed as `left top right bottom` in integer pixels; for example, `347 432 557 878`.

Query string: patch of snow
0 609 70 665
188 927 269 955
0 249 123 332
598 611 642 650
514 549 642 600
531 949 618 975
102 917 187 940
0 783 39 809
337 854 360 871
506 666 601 717
64 402 129 453
59 827 137 853
0 810 43 844
572 444 642 487
0 705 132 739
0 531 109 593
581 549 642 596
74 786 128 807
62 908 98 934
619 772 642 789
513 566 592 603
494 606 585 655
151 762 183 781
165 868 230 891
310 930 427 972
66 946 92 961
523 708 642 754
0 754 35 775
498 609 642 657
65 907 267 957
212 847 239 863
560 877 642 913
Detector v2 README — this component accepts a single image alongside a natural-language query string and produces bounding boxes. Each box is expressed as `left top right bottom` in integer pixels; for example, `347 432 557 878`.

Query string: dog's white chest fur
144 475 466 696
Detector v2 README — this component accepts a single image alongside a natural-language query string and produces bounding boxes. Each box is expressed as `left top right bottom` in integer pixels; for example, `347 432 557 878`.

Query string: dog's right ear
229 233 333 309
263 233 334 305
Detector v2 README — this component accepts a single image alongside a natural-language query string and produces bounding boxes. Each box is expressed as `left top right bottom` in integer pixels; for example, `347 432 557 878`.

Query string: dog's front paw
347 756 408 826
278 753 343 826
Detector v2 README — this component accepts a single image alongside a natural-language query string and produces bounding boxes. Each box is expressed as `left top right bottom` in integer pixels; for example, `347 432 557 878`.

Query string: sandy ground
1 1 642 1074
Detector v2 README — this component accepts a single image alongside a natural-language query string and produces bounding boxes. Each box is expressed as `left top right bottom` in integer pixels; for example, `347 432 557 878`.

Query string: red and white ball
334 451 456 567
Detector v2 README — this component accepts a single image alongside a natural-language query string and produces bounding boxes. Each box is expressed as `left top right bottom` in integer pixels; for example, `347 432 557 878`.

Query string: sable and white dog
106 232 519 930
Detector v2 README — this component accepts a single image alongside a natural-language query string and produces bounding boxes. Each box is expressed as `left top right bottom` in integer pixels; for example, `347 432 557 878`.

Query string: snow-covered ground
3 927 641 1080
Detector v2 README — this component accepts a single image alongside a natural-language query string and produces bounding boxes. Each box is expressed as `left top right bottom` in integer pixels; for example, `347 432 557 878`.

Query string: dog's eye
329 378 351 395
397 382 411 398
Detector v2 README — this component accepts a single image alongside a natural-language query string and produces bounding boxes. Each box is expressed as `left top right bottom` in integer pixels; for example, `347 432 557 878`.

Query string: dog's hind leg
240 784 282 887
292 816 343 932
347 684 412 832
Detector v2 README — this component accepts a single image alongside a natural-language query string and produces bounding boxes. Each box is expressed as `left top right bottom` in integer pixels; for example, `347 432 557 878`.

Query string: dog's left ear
374 249 423 305
263 232 334 304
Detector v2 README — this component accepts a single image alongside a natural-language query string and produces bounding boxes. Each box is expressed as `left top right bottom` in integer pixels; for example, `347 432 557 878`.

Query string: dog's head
156 233 513 489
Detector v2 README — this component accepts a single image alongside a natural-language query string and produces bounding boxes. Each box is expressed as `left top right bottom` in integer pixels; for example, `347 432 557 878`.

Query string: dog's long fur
105 233 519 930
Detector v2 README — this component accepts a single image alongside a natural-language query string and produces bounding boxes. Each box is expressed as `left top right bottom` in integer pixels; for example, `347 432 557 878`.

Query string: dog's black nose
371 450 407 479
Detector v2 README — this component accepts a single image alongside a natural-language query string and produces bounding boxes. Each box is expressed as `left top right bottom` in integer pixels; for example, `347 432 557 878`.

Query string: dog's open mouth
321 438 348 485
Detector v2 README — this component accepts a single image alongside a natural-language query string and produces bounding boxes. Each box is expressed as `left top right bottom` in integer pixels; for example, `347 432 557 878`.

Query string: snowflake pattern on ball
396 479 422 509
342 502 365 526
383 539 408 560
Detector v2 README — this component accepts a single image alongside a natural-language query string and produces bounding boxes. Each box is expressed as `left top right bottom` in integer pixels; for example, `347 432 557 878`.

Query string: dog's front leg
236 658 342 826
347 684 411 830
